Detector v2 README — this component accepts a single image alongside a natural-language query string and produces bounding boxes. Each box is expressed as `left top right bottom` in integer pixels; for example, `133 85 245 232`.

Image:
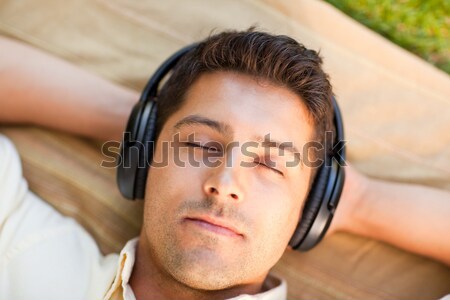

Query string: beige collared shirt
0 135 286 300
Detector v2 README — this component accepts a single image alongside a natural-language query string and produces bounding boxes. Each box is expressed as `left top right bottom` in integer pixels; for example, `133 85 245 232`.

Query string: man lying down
0 29 449 300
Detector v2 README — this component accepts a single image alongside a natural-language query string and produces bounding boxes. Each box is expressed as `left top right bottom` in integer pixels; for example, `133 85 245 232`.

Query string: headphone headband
140 44 198 101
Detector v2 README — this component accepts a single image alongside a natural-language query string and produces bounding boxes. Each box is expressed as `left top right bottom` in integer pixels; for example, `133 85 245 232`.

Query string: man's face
142 71 313 290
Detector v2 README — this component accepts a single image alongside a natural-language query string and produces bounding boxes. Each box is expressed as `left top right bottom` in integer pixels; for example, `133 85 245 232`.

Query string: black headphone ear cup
118 44 198 200
134 102 158 199
289 165 331 248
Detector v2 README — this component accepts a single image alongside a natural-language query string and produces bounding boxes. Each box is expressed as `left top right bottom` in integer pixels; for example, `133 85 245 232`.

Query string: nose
203 151 245 202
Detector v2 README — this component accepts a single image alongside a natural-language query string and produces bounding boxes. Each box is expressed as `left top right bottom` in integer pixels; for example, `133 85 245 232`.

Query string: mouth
183 215 244 238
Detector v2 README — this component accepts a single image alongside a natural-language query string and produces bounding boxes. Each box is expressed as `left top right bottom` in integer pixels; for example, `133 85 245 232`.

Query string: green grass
324 0 450 74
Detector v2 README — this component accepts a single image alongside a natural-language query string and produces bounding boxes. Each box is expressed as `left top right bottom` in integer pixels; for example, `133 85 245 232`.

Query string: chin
167 247 244 291
174 269 241 291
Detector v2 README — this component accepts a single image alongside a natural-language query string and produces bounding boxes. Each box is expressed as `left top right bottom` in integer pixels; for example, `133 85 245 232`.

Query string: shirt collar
104 238 287 300
103 238 138 300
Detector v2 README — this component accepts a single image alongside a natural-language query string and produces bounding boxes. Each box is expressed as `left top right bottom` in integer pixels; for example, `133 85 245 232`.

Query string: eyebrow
255 136 300 155
173 114 233 136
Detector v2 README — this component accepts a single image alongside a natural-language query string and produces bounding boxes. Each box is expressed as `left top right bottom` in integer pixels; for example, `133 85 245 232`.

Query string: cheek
244 184 304 264
250 176 306 228
144 141 206 220
254 197 300 242
143 167 170 229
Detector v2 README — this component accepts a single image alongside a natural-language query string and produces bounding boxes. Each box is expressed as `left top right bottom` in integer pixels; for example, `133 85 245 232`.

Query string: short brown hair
156 29 334 176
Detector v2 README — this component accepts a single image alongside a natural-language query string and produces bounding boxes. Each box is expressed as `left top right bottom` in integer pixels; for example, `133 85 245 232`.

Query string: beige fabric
0 0 449 299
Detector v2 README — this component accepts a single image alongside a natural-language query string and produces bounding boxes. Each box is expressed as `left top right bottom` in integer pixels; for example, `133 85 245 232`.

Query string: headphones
117 43 346 251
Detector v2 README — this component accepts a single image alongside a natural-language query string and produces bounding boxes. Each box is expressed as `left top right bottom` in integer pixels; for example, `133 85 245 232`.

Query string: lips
184 215 243 238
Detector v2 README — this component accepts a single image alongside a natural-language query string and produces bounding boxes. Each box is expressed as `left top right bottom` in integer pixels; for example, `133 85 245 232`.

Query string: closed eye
185 142 204 148
185 142 283 176
185 142 220 152
255 161 284 176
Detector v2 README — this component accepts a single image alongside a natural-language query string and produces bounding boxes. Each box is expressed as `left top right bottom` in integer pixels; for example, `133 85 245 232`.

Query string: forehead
168 71 313 145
